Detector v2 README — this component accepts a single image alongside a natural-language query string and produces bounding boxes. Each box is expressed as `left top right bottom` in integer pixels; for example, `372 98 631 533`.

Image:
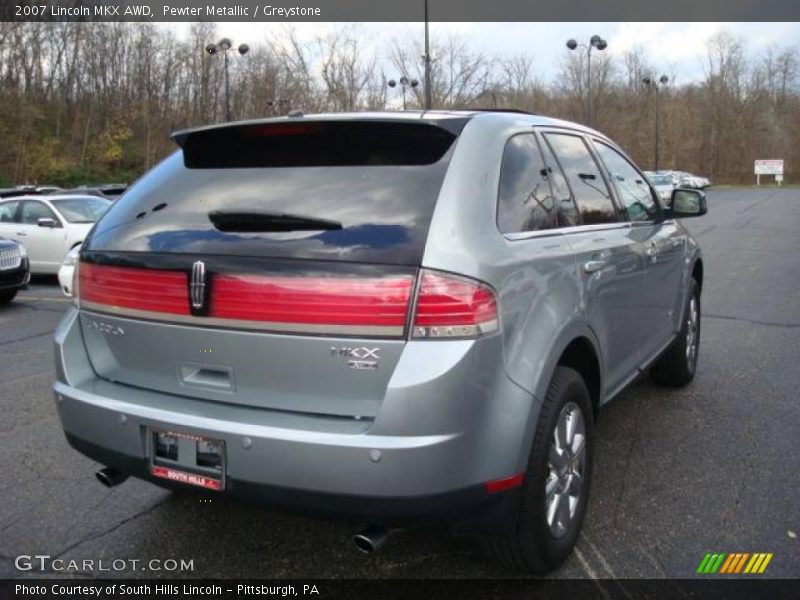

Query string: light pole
643 74 669 171
423 0 432 110
566 34 608 127
388 76 419 110
205 38 250 122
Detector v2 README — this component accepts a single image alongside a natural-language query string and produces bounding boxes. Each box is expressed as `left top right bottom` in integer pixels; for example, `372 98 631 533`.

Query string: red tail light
79 262 189 315
411 270 498 339
210 274 413 336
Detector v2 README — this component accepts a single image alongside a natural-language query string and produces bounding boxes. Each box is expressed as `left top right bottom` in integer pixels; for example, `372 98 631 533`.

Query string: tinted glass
51 197 111 223
544 133 618 225
87 144 454 266
179 121 457 168
594 142 659 222
497 134 558 233
20 201 57 225
537 135 579 226
0 201 18 223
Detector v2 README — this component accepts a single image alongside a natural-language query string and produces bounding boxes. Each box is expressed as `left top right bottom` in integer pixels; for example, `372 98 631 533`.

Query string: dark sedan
0 237 30 304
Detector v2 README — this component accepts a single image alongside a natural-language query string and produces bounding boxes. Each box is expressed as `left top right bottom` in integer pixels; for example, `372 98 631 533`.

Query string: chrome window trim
504 221 633 241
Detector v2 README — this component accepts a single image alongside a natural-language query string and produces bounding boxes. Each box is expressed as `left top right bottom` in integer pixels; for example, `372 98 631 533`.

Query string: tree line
0 22 797 186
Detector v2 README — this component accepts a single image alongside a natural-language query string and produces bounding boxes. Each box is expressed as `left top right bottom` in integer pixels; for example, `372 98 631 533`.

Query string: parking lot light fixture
566 35 608 127
205 38 250 122
388 76 419 110
643 74 669 171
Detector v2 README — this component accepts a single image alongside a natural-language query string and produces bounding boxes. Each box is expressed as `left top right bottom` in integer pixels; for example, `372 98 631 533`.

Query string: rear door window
497 133 559 234
544 133 619 225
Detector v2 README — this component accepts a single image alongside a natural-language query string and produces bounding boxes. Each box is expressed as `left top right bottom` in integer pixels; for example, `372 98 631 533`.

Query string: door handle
16 232 27 237
583 260 607 273
646 247 658 257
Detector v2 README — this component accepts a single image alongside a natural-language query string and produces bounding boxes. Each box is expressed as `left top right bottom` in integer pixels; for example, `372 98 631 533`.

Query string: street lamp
643 74 669 171
388 76 419 110
205 38 250 122
566 34 608 126
423 0 432 110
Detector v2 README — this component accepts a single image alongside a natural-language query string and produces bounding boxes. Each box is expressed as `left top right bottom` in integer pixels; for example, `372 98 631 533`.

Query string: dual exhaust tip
96 467 389 554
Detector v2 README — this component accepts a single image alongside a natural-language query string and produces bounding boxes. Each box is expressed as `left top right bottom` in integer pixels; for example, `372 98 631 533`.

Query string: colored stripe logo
697 552 773 574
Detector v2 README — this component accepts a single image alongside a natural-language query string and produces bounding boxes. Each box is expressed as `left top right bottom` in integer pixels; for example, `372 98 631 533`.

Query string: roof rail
466 108 535 115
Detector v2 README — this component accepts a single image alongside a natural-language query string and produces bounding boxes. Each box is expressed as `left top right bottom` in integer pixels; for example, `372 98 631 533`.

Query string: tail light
71 261 80 308
74 262 498 340
210 274 413 336
411 269 498 339
79 263 189 315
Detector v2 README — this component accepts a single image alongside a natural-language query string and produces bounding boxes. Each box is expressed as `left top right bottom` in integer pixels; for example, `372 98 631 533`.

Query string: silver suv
54 111 706 573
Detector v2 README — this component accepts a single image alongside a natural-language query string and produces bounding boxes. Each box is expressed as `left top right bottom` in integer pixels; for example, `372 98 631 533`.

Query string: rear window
86 121 459 266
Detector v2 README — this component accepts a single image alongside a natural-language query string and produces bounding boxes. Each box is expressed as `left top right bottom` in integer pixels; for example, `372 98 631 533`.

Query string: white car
645 172 676 205
58 244 80 296
0 194 110 274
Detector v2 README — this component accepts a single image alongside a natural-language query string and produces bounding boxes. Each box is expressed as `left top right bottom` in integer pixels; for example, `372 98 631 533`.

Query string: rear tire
650 278 700 387
0 289 17 305
482 366 594 573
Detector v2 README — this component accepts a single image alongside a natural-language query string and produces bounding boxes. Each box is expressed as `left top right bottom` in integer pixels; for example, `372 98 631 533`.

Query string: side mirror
37 217 59 228
669 189 707 218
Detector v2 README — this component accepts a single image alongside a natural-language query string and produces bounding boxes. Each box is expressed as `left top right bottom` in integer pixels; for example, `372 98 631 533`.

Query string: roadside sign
754 159 784 175
755 159 785 186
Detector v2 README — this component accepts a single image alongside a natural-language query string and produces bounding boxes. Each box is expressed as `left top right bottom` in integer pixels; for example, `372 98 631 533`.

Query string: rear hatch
76 118 466 418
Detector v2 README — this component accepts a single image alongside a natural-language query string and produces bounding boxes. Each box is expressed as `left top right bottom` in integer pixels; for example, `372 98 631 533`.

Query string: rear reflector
484 472 525 494
79 262 189 315
209 274 413 335
412 270 498 339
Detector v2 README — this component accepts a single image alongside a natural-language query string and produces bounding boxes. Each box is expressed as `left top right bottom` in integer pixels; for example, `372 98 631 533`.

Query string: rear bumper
54 308 537 534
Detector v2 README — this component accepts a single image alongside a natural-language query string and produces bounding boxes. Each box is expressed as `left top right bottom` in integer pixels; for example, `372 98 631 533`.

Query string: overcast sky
170 22 800 84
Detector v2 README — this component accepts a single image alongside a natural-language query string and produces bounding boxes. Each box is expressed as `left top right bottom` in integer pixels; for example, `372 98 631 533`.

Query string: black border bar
3 0 800 22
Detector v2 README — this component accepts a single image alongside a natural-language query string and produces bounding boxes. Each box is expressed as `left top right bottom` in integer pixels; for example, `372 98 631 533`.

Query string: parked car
53 111 707 573
0 237 30 304
0 194 111 273
58 244 80 296
644 171 676 204
57 183 128 200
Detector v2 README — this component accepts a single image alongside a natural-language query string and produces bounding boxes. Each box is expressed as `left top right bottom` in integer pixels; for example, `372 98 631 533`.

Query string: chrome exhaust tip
353 524 389 554
96 467 128 488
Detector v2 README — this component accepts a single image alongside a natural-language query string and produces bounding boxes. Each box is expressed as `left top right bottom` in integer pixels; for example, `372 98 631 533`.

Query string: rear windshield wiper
208 210 343 233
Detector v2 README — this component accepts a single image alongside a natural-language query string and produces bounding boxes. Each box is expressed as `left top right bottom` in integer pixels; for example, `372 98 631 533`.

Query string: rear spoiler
172 118 469 169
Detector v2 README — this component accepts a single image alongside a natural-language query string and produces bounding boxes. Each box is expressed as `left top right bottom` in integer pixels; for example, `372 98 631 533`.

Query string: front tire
0 289 18 305
482 366 593 573
650 278 700 387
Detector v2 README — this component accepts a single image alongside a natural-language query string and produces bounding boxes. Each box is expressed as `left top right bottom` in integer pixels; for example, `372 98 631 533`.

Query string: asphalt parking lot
1 187 798 580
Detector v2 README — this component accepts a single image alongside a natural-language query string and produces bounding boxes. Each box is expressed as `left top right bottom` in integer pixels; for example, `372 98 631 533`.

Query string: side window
497 133 559 233
537 136 579 227
20 201 57 225
544 133 618 225
0 201 19 223
593 142 659 222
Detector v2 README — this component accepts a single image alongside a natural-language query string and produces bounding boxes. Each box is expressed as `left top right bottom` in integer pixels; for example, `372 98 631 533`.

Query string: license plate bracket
148 428 226 491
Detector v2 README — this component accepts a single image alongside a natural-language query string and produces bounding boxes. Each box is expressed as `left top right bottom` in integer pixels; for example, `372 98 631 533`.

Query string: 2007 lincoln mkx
53 110 707 572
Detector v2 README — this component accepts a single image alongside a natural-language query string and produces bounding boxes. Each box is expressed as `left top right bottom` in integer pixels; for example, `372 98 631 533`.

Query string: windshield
649 175 673 186
51 197 111 223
